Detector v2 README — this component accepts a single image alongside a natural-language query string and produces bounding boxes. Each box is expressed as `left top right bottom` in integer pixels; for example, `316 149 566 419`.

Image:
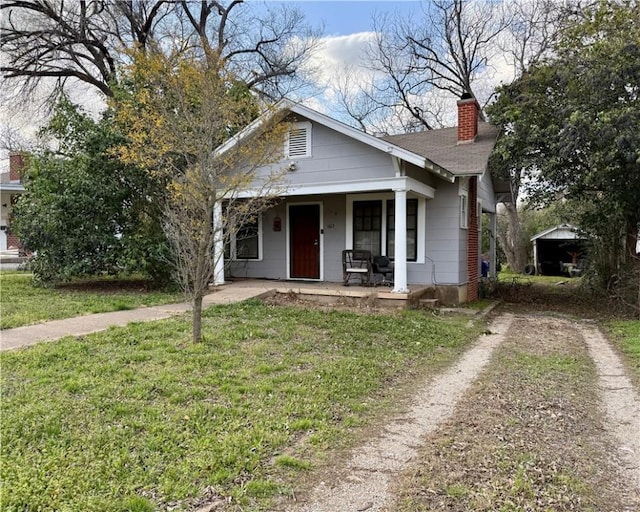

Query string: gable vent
286 122 311 158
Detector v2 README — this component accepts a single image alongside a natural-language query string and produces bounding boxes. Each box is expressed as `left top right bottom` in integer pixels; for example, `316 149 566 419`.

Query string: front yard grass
608 319 640 383
0 272 182 329
0 300 479 511
497 268 582 287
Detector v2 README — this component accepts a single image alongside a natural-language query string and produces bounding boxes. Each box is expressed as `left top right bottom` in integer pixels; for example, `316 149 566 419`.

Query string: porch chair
342 249 373 286
372 255 393 286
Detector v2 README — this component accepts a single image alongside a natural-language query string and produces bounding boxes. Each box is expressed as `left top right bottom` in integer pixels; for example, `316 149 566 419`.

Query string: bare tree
334 0 568 273
333 0 509 134
163 153 285 343
0 1 320 103
179 0 320 98
500 0 564 78
336 0 568 135
403 0 509 106
114 50 288 342
0 125 33 153
0 1 171 99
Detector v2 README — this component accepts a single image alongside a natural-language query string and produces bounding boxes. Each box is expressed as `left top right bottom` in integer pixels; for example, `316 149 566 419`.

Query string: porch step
419 298 439 309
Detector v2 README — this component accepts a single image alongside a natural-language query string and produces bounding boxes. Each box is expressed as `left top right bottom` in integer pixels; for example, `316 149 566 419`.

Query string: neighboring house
531 223 586 276
0 153 26 252
222 96 510 304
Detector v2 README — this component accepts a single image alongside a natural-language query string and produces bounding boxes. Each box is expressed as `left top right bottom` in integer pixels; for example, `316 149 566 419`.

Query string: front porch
217 278 438 309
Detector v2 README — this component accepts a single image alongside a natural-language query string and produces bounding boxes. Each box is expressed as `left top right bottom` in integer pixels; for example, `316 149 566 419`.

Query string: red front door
289 204 320 279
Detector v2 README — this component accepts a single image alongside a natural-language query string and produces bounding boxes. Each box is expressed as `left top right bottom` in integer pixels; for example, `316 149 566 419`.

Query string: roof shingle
381 122 500 176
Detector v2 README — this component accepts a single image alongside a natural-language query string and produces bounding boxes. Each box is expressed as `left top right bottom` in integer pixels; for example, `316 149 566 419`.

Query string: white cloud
299 31 379 105
306 31 377 87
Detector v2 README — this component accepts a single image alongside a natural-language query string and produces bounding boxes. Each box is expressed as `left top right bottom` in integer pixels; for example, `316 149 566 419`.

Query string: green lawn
0 272 182 329
0 300 479 512
608 319 640 381
497 268 582 286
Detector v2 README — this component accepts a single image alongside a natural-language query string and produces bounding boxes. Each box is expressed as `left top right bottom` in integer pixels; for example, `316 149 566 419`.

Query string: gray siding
227 205 287 280
228 195 349 282
230 116 495 287
478 171 497 213
405 162 438 188
255 117 397 186
229 184 471 286
424 181 465 285
319 195 348 281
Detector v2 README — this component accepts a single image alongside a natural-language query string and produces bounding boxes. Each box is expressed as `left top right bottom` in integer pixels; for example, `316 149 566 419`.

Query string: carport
531 224 585 276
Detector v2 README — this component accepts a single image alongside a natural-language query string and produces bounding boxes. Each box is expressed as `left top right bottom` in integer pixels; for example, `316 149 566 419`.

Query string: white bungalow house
219 96 510 304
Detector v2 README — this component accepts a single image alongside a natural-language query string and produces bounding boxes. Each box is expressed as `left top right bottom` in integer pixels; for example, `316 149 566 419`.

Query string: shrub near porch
1 300 478 511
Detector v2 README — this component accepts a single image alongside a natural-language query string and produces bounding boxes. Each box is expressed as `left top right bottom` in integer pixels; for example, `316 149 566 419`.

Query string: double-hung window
223 204 262 260
352 198 418 261
235 218 260 259
387 199 418 261
459 192 469 229
353 200 382 254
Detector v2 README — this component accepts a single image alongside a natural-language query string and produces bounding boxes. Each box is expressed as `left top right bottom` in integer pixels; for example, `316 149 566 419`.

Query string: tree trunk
498 202 528 274
192 294 203 343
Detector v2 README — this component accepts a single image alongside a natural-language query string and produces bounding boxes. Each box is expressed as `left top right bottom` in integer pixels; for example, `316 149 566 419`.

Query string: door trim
286 201 323 281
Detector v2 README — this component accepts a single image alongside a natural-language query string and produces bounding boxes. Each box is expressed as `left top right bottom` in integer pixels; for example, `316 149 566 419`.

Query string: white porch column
213 201 225 286
392 188 409 293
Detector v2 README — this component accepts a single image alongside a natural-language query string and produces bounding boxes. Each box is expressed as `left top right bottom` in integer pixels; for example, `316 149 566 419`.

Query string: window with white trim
285 121 312 158
351 198 419 261
235 217 260 259
387 199 418 261
460 192 469 229
353 200 382 254
224 211 262 260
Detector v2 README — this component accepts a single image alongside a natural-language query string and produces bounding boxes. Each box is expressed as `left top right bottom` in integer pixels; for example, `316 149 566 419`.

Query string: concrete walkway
0 286 273 352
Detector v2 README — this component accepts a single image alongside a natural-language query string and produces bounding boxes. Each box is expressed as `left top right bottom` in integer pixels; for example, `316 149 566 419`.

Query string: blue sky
286 1 422 36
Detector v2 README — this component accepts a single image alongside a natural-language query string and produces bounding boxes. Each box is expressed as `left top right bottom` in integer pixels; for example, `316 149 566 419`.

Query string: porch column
489 213 497 278
392 188 409 293
213 201 225 286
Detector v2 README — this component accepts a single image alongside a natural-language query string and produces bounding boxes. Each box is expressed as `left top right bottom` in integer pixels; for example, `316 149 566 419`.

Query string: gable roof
215 100 501 185
285 102 456 182
531 223 582 242
381 122 500 176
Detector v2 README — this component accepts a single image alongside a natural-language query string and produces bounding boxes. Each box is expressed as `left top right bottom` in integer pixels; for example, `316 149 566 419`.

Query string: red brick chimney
457 94 480 144
9 152 25 182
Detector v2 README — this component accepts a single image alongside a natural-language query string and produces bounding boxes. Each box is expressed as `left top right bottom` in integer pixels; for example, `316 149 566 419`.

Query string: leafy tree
114 50 288 342
332 0 566 274
2 1 319 302
488 0 640 305
13 97 171 285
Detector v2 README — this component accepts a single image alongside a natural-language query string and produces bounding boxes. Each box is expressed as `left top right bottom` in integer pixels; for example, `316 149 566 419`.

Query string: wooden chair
342 249 373 286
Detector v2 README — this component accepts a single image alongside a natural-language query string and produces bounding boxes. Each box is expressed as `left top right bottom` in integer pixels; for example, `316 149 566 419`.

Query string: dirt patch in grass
493 279 637 319
262 290 396 315
391 315 638 512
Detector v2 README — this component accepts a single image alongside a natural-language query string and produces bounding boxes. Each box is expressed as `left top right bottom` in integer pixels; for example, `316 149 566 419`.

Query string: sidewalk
0 285 273 352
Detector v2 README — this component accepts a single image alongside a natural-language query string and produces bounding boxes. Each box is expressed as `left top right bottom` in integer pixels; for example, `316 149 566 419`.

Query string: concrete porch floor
220 277 436 309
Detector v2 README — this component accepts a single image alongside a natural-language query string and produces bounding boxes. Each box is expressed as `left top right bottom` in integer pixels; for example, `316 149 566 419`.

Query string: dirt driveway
276 312 640 512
